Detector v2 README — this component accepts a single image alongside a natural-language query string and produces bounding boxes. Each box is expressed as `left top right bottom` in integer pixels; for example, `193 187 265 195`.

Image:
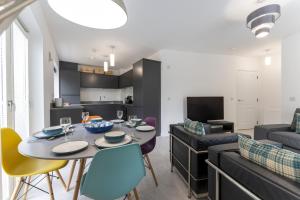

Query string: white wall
149 49 263 136
260 52 282 124
18 2 59 133
282 31 300 123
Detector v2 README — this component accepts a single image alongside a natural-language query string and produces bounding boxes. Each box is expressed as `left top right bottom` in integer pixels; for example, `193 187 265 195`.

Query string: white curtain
0 0 35 34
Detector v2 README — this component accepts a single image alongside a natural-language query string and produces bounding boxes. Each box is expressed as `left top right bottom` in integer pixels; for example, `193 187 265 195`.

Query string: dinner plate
52 141 89 155
111 119 125 123
95 135 132 148
136 125 155 132
126 121 146 127
34 131 64 139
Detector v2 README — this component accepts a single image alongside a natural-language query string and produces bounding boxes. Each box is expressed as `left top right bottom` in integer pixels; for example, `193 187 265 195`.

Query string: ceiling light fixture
247 4 281 39
103 55 109 72
47 0 127 29
110 46 115 67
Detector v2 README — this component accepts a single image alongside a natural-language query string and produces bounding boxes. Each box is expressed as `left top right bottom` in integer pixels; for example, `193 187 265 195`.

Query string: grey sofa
207 143 300 200
254 108 300 153
169 123 244 198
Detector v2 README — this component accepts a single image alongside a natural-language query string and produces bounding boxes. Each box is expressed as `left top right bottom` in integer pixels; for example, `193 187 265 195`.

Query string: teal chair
80 144 146 200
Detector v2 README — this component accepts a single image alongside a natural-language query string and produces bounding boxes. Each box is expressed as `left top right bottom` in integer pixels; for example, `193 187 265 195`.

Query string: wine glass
128 115 137 127
60 117 72 141
117 110 123 120
81 112 89 123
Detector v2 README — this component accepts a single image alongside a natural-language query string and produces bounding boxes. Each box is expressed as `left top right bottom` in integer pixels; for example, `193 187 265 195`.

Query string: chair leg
145 154 158 187
133 188 140 200
66 159 77 191
127 192 132 200
55 170 67 190
10 177 24 200
46 173 54 200
23 176 31 200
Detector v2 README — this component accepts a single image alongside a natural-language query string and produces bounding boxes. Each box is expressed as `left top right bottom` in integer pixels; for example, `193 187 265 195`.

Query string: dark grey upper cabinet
80 72 119 89
59 61 80 104
119 70 133 88
133 59 161 135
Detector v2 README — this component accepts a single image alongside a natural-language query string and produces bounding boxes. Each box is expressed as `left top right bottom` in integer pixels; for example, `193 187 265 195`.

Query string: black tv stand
207 120 234 133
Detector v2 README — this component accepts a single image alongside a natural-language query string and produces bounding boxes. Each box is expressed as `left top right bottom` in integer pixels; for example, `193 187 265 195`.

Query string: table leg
73 158 86 200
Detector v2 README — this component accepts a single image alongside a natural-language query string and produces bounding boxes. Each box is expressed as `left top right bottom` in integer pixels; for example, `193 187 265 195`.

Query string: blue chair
80 144 146 200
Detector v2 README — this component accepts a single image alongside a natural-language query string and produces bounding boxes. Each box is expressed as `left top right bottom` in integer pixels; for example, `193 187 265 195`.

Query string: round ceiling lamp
48 0 127 29
247 4 280 39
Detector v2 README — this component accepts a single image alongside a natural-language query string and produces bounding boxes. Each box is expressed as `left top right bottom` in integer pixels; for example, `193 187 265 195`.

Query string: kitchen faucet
99 96 102 102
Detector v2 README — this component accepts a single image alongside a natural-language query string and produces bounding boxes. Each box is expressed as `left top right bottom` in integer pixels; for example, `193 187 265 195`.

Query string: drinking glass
81 112 89 123
128 115 137 127
117 110 123 120
60 117 72 141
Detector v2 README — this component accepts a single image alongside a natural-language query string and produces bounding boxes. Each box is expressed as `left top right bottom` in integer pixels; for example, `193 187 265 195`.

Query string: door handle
7 100 15 112
237 99 244 102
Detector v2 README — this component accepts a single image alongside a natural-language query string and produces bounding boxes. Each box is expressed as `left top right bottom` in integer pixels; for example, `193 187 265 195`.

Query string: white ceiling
38 0 300 68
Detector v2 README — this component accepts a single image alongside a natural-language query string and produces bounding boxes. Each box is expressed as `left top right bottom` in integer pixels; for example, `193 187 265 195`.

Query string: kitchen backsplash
80 87 133 102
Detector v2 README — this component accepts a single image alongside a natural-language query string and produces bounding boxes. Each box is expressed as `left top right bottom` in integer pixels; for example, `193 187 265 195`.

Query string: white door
237 70 259 130
0 21 29 200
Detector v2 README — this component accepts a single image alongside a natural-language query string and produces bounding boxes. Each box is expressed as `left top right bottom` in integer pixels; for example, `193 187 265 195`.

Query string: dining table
18 123 156 200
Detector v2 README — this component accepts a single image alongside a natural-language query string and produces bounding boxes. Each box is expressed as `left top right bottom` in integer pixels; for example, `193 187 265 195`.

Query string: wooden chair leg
23 176 31 200
46 173 54 200
127 192 132 200
66 159 77 191
145 154 158 187
55 170 67 190
133 188 140 200
10 177 24 200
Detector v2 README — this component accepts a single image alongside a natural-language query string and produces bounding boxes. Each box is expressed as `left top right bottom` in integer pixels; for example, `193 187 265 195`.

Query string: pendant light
48 0 127 29
104 55 109 72
110 46 115 67
247 4 281 39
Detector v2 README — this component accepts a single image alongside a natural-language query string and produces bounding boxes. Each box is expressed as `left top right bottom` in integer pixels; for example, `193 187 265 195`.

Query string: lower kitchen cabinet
50 106 83 126
83 104 125 120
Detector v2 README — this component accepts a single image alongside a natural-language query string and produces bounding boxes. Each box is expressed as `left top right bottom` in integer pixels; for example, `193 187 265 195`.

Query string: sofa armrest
170 124 238 151
254 124 291 140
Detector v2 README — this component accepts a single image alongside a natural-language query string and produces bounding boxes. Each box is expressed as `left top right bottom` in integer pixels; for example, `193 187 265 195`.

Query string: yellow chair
0 128 68 200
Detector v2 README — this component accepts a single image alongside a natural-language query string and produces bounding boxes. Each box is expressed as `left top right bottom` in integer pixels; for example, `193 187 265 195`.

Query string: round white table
18 123 156 200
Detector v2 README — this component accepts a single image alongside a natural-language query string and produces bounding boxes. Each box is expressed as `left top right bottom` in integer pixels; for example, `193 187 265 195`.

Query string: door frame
236 69 259 130
0 19 29 200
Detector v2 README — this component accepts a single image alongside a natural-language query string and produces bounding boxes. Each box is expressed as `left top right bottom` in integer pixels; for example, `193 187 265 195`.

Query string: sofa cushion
254 124 291 140
239 135 300 183
296 113 300 133
291 108 300 131
269 131 300 151
184 118 205 135
171 125 238 151
220 151 300 200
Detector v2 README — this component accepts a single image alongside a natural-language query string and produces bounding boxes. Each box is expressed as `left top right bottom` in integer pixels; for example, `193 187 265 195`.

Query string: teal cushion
238 135 300 183
184 118 205 136
296 113 300 134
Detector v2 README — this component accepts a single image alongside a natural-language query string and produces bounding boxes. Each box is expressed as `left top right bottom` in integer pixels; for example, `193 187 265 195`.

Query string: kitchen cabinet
83 104 125 120
133 59 161 135
50 106 83 126
80 72 119 89
59 61 80 104
119 70 133 88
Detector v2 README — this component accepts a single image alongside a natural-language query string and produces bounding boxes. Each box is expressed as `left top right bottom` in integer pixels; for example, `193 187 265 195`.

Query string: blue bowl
104 131 126 143
42 126 63 136
84 121 114 134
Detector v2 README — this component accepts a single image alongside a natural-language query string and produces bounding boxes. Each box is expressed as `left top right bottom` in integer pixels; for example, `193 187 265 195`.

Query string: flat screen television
187 97 224 122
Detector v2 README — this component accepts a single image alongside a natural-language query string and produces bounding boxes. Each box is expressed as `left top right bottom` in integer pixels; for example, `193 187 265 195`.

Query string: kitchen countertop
51 101 134 109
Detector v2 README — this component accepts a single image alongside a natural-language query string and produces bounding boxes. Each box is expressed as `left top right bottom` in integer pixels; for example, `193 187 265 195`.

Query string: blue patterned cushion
238 135 300 183
184 118 205 136
296 113 300 134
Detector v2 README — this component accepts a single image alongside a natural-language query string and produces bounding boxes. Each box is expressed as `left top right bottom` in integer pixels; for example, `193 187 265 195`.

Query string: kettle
125 96 133 104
